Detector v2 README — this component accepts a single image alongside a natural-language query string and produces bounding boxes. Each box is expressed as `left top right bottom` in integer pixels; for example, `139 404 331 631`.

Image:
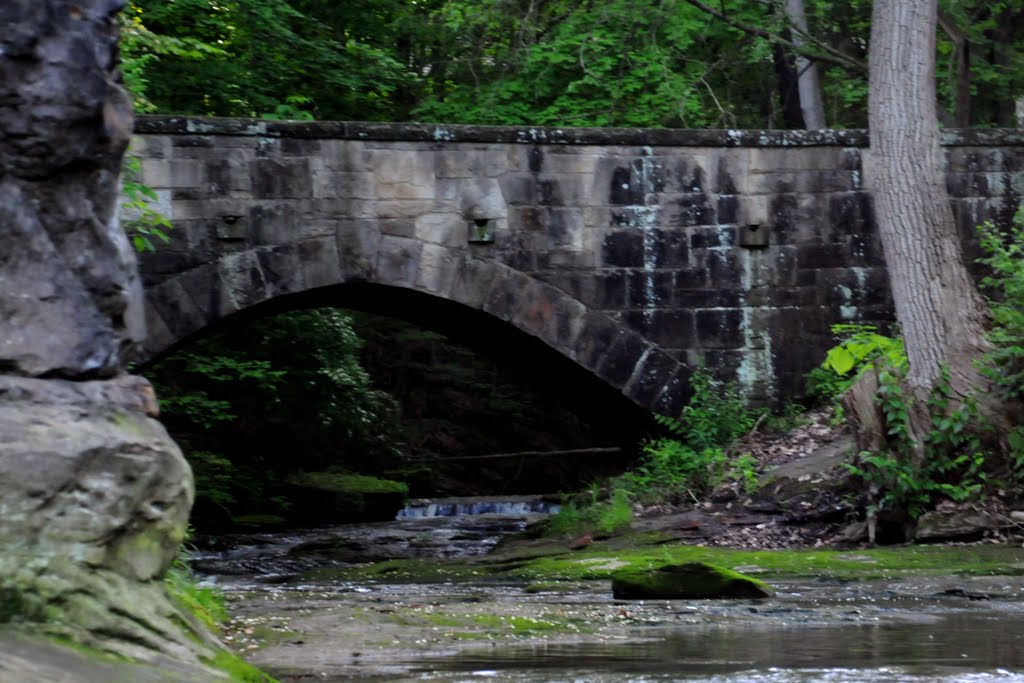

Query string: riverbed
198 502 1024 682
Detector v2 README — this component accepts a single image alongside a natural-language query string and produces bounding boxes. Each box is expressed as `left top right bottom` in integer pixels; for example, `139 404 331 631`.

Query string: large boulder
612 562 773 600
0 374 208 663
0 0 143 379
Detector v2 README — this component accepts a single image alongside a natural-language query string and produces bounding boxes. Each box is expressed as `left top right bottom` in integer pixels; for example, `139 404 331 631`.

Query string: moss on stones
612 562 773 600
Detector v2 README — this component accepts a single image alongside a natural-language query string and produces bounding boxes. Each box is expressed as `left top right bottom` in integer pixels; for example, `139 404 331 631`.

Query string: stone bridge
132 117 1024 414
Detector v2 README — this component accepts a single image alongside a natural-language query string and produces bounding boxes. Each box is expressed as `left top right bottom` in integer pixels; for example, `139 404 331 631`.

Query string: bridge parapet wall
132 117 1024 412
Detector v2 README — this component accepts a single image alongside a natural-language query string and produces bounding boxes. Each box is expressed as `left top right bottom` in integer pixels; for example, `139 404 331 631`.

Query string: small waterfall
397 496 561 519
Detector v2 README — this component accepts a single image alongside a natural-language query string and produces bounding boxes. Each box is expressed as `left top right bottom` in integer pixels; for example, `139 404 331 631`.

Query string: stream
195 498 1024 682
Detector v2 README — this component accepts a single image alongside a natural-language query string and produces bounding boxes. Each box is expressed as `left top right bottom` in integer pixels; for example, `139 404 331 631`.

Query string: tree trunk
865 0 992 406
773 43 807 128
784 0 827 129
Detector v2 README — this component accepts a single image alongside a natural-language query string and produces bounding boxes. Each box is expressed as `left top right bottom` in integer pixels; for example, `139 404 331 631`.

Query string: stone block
695 308 743 348
298 236 343 290
624 309 695 348
375 200 434 219
414 243 460 297
545 153 600 176
378 218 416 238
602 230 645 267
495 174 536 205
248 201 300 245
168 160 204 189
671 193 716 227
217 249 269 312
652 362 695 416
415 213 464 247
257 244 305 299
796 243 849 269
623 347 680 408
373 235 422 288
596 331 648 388
458 177 508 220
320 140 366 171
435 150 478 179
573 312 623 371
690 226 735 249
449 256 500 309
250 158 313 199
675 289 741 308
146 278 208 341
546 207 584 250
626 270 673 309
336 219 380 279
481 268 527 322
132 134 170 160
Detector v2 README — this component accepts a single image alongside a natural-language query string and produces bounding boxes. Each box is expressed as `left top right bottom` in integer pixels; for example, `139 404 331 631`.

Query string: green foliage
121 156 172 253
146 309 402 519
128 0 410 120
122 0 1024 129
845 364 990 520
545 488 633 537
165 537 228 632
806 324 907 403
619 367 768 504
978 209 1024 401
656 367 760 450
208 652 279 683
287 471 409 495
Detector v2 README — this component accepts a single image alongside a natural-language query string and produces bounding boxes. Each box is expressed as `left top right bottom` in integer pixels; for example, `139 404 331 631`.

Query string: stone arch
142 241 690 415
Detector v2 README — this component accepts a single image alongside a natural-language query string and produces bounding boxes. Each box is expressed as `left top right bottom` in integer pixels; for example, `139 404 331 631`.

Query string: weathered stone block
696 308 743 348
596 330 647 386
257 244 305 299
414 244 460 297
250 158 313 199
626 270 673 309
374 235 422 288
602 230 645 267
546 207 584 249
415 213 468 247
217 249 269 312
623 347 680 408
298 236 343 290
449 257 500 309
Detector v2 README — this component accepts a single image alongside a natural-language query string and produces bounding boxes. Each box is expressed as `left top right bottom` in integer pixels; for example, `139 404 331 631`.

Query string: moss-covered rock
611 562 773 600
284 472 408 524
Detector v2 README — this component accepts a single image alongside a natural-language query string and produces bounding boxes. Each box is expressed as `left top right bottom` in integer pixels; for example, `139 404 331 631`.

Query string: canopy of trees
123 0 1024 129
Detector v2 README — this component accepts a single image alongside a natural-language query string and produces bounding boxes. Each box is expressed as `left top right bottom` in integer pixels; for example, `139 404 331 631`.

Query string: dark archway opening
142 283 659 532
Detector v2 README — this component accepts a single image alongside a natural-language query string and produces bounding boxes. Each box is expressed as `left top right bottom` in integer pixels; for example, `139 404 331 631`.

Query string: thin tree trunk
937 10 971 128
784 0 826 129
865 0 991 406
773 43 806 128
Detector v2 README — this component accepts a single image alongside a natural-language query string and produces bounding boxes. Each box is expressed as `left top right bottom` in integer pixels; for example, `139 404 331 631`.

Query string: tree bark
865 0 991 405
784 0 827 129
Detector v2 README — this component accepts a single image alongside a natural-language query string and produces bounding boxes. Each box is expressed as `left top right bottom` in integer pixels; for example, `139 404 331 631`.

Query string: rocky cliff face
0 1 208 674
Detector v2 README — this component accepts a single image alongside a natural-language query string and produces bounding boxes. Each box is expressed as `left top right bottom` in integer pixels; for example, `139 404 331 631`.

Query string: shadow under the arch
140 281 662 496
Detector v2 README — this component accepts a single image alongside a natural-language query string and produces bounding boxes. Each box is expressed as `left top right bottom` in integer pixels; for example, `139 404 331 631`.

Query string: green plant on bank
546 488 632 537
655 367 761 449
808 324 994 522
164 539 278 682
806 324 907 403
545 368 765 536
978 210 1024 469
845 366 989 520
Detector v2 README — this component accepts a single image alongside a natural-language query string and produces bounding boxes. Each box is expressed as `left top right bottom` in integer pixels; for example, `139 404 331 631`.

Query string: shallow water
202 501 1024 682
405 611 1024 682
